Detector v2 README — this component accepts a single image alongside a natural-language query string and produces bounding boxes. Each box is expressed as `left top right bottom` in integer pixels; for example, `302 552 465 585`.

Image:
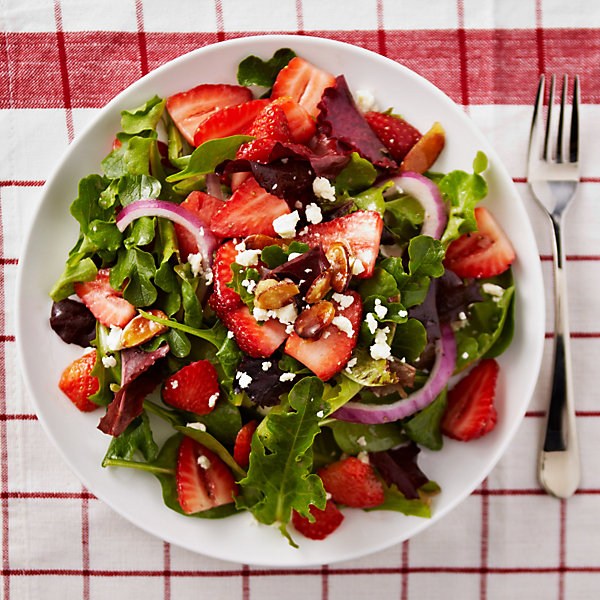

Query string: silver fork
527 74 581 499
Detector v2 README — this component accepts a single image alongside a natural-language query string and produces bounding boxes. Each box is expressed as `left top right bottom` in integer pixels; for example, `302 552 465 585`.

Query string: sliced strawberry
58 350 100 412
441 358 499 441
231 171 252 191
221 305 287 358
236 138 281 163
270 97 317 144
296 211 383 279
443 206 516 279
318 457 385 508
233 420 258 468
247 104 291 142
209 177 290 238
74 269 136 329
174 191 225 261
292 500 344 540
166 84 253 146
285 291 362 380
193 99 270 147
176 436 238 514
162 359 220 415
210 240 244 316
364 111 421 162
271 57 336 118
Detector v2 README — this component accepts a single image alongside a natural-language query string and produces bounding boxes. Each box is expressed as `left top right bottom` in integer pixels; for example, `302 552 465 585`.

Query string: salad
49 48 516 545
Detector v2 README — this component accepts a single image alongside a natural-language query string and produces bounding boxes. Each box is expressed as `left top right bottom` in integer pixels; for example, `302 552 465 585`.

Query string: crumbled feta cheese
234 240 246 251
82 346 95 355
482 283 505 297
272 211 300 239
357 435 367 447
107 326 124 352
312 177 336 202
227 330 234 339
332 292 355 309
399 309 408 318
287 252 302 261
285 323 294 334
187 252 204 277
261 361 272 372
351 258 365 276
332 315 354 338
370 328 392 360
279 372 296 382
305 202 323 224
197 455 211 470
170 380 179 389
325 491 332 500
254 303 298 325
323 331 331 338
207 392 219 408
186 421 206 432
236 371 252 389
373 299 388 320
235 248 262 266
253 307 270 321
102 355 117 369
346 357 358 369
461 352 469 360
316 410 325 418
357 451 370 464
241 278 257 294
354 89 377 113
365 312 378 334
458 311 467 321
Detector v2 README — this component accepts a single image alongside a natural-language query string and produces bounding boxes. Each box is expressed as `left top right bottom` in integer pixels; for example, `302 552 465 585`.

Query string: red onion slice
333 323 456 424
116 199 218 271
385 172 447 239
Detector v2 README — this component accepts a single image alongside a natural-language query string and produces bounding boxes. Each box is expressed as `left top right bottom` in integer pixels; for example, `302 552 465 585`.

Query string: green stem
102 457 174 475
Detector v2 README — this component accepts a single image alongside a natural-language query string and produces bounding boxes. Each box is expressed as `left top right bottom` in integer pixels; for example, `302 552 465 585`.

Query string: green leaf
351 185 388 216
321 374 363 415
260 241 309 269
227 263 261 310
110 246 157 307
402 389 447 450
358 267 399 299
384 195 424 244
344 346 398 387
335 153 377 194
367 482 435 518
90 322 121 406
236 377 328 539
407 235 445 278
49 257 97 302
473 150 488 174
70 173 113 231
237 48 296 87
124 216 155 249
166 136 254 183
325 421 407 454
117 173 161 207
391 319 428 362
120 95 166 134
102 412 158 464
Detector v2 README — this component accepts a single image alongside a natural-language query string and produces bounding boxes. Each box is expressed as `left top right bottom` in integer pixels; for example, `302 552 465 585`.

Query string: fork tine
556 75 567 163
570 75 580 163
543 74 556 161
529 74 545 159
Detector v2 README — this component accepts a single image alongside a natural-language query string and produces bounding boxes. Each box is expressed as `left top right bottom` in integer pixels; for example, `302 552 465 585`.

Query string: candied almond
121 309 169 348
294 300 335 339
305 270 332 304
254 278 300 310
326 243 351 293
244 234 287 250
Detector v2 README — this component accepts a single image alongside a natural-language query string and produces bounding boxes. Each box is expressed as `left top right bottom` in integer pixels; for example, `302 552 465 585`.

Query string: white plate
16 35 544 566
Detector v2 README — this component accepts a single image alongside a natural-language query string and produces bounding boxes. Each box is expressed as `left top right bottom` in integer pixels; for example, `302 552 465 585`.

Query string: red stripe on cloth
242 564 250 600
53 0 74 143
163 542 171 600
0 260 17 266
295 0 305 35
3 30 600 109
479 478 489 600
0 181 45 187
0 414 37 421
81 487 90 600
535 0 546 76
401 540 409 600
135 0 149 76
545 332 600 338
0 491 96 499
0 337 15 343
376 0 387 57
526 410 600 417
540 255 600 261
456 0 470 110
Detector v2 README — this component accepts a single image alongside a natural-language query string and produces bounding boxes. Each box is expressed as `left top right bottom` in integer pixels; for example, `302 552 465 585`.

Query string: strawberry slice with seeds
193 99 270 147
318 457 385 508
74 269 136 329
209 177 290 238
441 358 499 441
174 191 225 261
58 350 100 412
443 207 516 279
247 104 292 142
285 291 362 380
163 359 220 415
221 305 287 358
270 97 317 143
292 500 344 540
364 111 422 162
296 211 383 279
233 420 258 467
272 57 336 118
210 240 244 316
176 436 238 514
166 83 253 146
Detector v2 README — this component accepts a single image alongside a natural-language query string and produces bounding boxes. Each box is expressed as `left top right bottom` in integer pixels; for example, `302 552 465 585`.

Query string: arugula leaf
402 389 447 450
344 346 398 386
321 374 363 415
166 136 254 183
110 246 157 307
384 195 424 244
350 184 389 216
237 48 296 87
357 267 399 299
325 421 407 454
102 412 158 463
236 377 328 544
260 241 310 269
367 481 438 518
120 95 166 134
49 257 97 302
117 173 161 207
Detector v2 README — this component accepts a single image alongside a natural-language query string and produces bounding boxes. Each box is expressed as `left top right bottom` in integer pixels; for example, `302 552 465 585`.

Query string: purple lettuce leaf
267 245 329 295
233 356 293 407
436 269 483 323
50 299 96 347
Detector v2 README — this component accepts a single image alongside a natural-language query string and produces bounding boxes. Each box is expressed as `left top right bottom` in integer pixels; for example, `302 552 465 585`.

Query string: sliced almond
121 309 169 348
294 300 336 339
305 270 332 304
244 234 287 250
254 278 300 310
400 121 445 173
326 242 351 293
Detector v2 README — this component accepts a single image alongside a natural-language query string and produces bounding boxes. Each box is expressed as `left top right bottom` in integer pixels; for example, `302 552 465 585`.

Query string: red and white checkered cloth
2 0 600 598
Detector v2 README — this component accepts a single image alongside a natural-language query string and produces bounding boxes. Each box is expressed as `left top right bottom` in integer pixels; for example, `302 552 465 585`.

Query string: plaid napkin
2 1 599 598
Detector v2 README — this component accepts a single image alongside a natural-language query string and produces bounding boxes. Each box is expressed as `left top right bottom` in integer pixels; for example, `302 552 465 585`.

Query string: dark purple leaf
98 344 169 437
268 245 329 295
50 299 96 347
436 269 483 323
369 443 429 500
317 75 397 170
408 277 440 342
233 356 293 407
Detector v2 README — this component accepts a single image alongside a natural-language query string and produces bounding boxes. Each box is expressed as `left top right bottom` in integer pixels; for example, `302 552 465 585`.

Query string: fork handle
538 215 580 498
